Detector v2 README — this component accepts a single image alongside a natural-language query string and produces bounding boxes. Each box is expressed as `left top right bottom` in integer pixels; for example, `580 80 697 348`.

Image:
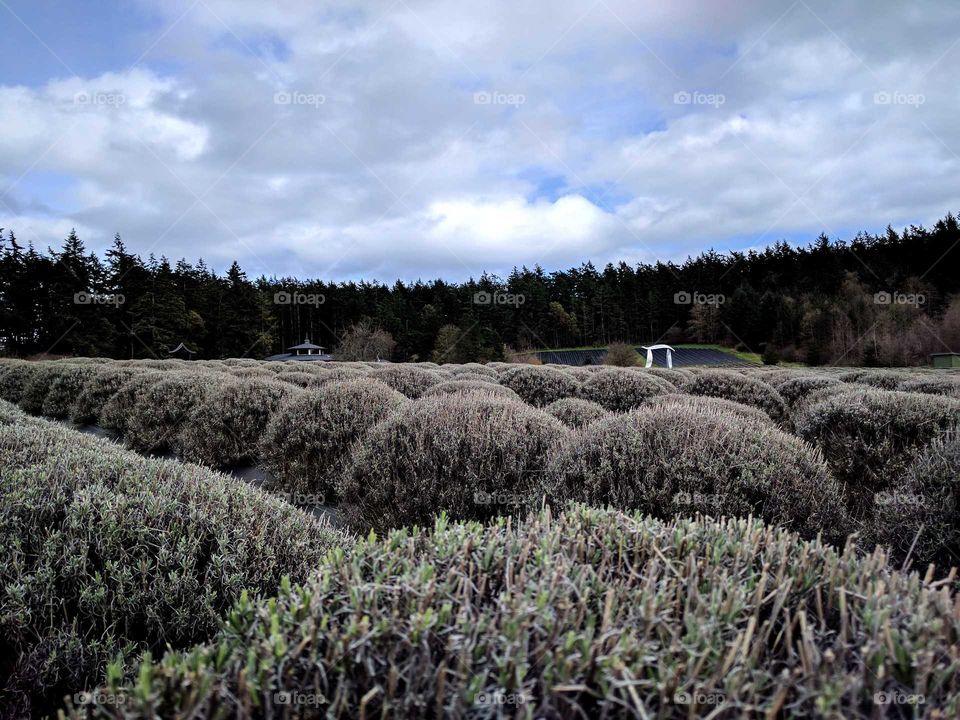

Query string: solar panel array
534 346 752 367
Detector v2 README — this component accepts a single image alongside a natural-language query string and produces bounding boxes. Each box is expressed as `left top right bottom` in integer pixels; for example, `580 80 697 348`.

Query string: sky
1 0 959 283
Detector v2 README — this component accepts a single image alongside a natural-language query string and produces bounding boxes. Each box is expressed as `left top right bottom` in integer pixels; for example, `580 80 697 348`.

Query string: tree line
1 213 959 365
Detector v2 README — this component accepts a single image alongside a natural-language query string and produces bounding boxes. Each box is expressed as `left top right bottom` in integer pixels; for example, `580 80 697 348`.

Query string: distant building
931 352 960 368
168 342 196 360
265 336 333 362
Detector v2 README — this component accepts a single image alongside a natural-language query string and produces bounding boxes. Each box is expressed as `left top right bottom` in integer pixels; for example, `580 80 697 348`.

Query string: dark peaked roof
287 335 325 351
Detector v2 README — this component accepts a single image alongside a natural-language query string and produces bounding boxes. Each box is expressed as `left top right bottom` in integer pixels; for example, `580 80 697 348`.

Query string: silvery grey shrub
71 366 145 423
870 427 960 568
99 370 167 435
446 362 498 378
497 365 582 407
41 364 96 418
680 370 787 420
642 392 774 425
177 377 294 467
898 377 960 398
795 387 960 504
275 370 327 388
338 393 569 532
543 397 610 428
0 362 39 404
122 373 212 454
368 365 446 398
776 376 840 407
70 506 959 720
260 378 408 500
0 401 345 718
17 363 63 414
549 403 846 541
421 379 521 401
578 367 673 412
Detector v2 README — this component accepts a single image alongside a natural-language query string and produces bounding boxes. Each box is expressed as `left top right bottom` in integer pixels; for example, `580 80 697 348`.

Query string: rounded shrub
259 379 407 502
870 428 960 569
122 373 211 454
177 378 294 467
578 367 673 412
795 388 960 502
227 366 276 380
749 368 810 387
544 397 610 428
776 376 841 407
680 370 787 420
420 379 521 401
497 365 581 406
71 506 959 720
550 404 845 540
559 366 595 381
850 370 914 390
0 416 345 719
41 365 96 419
899 377 960 398
71 366 145 424
275 370 326 389
641 367 689 385
368 365 445 398
441 371 500 384
314 367 370 385
339 394 568 532
99 371 167 436
17 363 64 414
0 362 39 404
447 363 498 378
642 392 774 425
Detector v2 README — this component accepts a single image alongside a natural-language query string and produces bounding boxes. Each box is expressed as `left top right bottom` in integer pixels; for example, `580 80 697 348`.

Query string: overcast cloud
1 0 959 282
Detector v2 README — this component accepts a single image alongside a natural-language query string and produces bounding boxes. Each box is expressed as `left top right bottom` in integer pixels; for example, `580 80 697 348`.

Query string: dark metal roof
287 342 325 350
265 353 334 362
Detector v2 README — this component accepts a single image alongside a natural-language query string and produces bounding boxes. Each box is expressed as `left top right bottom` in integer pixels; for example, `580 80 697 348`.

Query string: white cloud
3 0 960 279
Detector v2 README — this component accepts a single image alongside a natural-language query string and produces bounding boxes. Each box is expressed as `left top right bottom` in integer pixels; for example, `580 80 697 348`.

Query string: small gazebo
287 336 326 357
168 342 196 360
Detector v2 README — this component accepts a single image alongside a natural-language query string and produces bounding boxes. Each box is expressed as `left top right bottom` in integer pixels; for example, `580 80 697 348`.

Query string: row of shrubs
1 359 958 569
2 356 958 422
0 401 346 719
69 506 960 718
